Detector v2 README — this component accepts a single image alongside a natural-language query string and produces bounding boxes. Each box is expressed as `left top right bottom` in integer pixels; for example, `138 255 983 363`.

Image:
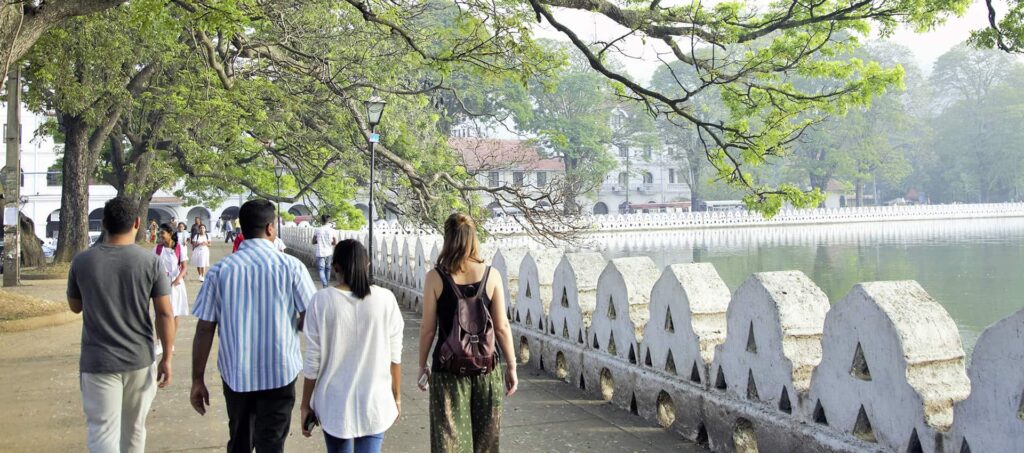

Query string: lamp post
274 165 286 232
364 91 387 271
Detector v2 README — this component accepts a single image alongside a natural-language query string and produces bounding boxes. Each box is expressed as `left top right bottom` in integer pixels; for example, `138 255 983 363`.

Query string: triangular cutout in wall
562 320 570 339
907 429 924 453
779 387 792 414
959 438 971 453
813 400 828 426
689 361 700 383
746 369 760 401
665 351 677 375
665 306 675 333
746 321 758 354
607 297 617 319
850 342 871 381
608 332 617 355
561 287 569 307
852 405 876 443
715 366 727 390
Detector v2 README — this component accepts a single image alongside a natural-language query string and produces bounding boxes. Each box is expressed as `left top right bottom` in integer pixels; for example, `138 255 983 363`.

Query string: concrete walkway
0 241 704 452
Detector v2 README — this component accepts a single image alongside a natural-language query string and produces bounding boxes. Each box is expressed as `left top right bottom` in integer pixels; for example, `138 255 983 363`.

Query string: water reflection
583 218 1024 353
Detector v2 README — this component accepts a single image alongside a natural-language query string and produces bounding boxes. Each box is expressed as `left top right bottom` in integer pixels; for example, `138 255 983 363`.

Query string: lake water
579 217 1024 353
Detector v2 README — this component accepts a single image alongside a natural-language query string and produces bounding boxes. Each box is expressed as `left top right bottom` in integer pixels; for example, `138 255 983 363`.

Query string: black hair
177 222 187 230
158 223 177 247
332 239 372 299
240 199 275 239
321 214 332 224
102 197 138 235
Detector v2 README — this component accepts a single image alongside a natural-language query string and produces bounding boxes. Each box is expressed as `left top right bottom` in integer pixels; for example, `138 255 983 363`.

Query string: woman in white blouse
301 239 403 453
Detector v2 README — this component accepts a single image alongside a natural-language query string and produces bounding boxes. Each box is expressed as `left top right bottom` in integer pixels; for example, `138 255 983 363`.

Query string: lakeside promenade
0 241 703 453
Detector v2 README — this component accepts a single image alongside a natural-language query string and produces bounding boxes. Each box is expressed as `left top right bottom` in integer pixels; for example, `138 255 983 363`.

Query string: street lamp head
365 90 387 127
274 165 287 178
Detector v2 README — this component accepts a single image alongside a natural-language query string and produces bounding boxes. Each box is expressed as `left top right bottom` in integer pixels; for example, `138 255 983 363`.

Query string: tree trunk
53 115 93 263
855 182 863 207
19 212 43 267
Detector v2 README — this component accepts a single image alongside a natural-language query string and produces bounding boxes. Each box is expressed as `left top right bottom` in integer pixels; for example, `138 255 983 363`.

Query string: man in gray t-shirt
67 197 174 453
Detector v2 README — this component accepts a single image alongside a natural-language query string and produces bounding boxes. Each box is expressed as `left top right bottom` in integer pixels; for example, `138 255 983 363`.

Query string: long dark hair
332 239 372 299
435 213 482 274
158 223 177 247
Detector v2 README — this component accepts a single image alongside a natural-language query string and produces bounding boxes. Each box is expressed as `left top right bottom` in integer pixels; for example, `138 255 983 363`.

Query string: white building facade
3 103 317 240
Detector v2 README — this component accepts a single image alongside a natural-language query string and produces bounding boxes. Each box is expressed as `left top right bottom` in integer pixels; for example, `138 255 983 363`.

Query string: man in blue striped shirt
190 199 316 453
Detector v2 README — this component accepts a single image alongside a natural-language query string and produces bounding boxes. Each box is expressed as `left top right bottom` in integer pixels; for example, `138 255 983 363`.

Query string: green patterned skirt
429 364 504 453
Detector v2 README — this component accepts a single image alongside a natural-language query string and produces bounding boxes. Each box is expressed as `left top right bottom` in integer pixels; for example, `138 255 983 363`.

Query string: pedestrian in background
156 223 189 334
312 215 337 288
192 224 211 282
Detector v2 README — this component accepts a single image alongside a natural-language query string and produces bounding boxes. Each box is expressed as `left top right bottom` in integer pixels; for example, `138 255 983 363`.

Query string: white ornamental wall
287 231 1024 453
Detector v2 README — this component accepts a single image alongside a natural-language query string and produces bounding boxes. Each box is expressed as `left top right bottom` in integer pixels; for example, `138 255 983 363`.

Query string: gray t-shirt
67 243 171 373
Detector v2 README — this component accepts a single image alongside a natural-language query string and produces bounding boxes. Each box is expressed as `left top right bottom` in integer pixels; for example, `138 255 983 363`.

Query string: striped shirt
193 238 317 392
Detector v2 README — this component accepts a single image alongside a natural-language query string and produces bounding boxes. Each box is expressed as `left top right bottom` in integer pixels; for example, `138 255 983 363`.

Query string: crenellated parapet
285 230 1024 453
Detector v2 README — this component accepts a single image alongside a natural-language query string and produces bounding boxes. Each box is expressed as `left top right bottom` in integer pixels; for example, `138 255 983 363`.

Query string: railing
280 231 1024 453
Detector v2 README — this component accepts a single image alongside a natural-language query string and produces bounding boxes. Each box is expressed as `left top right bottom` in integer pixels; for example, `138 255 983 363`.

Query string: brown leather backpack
436 267 497 376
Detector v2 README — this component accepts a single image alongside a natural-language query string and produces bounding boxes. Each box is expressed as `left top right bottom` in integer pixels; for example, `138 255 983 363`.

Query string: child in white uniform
156 223 189 323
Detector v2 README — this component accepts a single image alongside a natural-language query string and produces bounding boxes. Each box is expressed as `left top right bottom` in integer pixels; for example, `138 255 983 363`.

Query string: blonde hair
435 213 483 274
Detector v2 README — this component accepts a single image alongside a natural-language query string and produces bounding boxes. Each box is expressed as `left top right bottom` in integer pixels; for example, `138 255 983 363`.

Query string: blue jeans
316 257 331 287
324 431 384 453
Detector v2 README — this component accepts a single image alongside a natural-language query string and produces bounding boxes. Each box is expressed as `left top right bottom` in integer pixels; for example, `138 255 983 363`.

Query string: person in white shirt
301 239 403 453
311 214 337 288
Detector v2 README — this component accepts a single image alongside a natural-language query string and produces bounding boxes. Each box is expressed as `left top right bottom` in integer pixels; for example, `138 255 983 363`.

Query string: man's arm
190 320 217 415
153 295 175 388
67 262 82 313
68 298 82 314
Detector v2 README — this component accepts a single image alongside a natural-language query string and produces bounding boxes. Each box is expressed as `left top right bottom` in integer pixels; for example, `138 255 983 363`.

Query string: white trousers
81 364 157 453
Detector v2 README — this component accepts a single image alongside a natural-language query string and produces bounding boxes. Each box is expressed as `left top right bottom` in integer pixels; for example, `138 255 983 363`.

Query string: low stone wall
280 229 1024 453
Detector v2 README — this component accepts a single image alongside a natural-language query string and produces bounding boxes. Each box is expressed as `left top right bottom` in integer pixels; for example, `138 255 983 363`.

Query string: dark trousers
222 380 296 453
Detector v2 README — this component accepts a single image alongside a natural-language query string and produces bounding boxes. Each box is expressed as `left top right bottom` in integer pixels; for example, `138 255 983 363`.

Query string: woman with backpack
300 239 404 453
155 223 189 330
418 213 518 452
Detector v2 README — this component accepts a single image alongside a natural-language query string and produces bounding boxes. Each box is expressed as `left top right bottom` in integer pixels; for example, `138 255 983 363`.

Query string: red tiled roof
449 137 564 172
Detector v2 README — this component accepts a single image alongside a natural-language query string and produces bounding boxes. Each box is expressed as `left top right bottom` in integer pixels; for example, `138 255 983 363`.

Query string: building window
618 146 629 158
488 171 499 188
513 171 524 187
618 172 628 186
668 169 676 184
536 171 547 188
643 172 654 184
19 167 24 187
47 171 61 186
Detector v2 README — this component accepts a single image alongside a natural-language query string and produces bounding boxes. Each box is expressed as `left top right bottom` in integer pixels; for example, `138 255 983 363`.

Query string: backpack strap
473 266 491 299
437 269 467 300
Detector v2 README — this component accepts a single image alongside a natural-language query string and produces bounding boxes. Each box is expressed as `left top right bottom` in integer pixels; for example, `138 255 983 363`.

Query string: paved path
0 241 704 452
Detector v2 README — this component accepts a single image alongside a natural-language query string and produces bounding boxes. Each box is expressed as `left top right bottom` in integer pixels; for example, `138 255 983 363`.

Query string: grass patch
21 263 71 280
0 290 64 321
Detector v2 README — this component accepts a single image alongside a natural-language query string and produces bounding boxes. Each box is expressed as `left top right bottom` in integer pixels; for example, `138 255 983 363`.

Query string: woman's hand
300 404 313 437
417 367 431 391
394 399 401 424
504 365 518 397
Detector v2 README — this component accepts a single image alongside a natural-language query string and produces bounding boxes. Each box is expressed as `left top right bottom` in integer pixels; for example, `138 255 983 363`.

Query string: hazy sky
533 0 1000 83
